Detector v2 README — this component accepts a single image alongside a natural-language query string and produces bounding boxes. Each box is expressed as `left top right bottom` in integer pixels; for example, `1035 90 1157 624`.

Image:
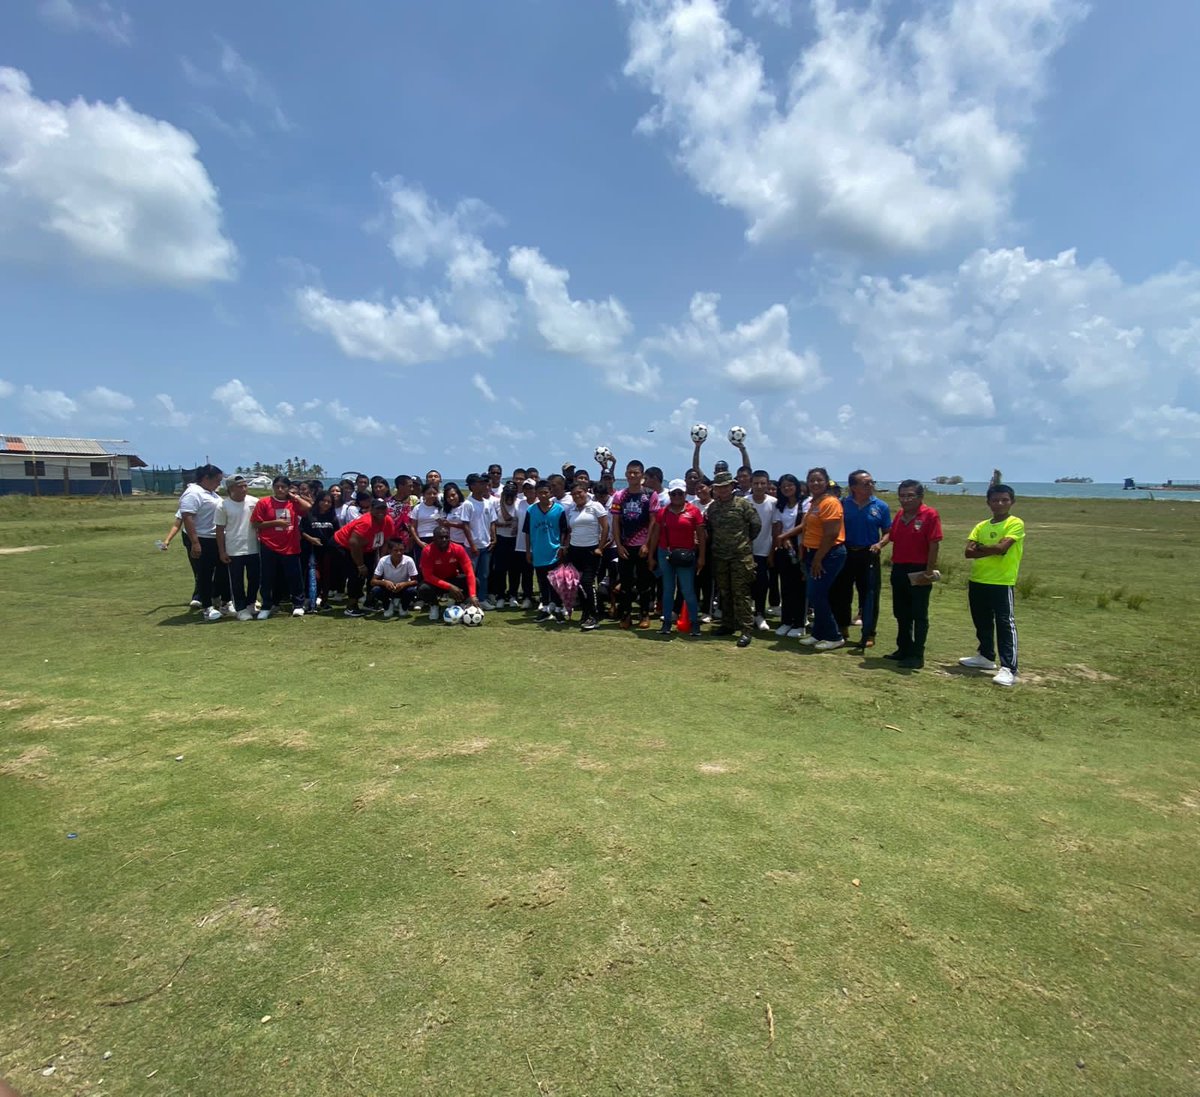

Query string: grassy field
1 493 1197 1096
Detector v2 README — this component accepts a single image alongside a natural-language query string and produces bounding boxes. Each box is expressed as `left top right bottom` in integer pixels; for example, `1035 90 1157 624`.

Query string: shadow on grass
854 657 924 675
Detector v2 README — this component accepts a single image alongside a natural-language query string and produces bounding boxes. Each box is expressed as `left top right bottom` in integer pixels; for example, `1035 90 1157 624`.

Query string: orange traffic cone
676 600 691 633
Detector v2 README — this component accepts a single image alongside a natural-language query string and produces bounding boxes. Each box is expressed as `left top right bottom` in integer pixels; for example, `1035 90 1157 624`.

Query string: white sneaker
755 618 770 632
993 667 1016 687
189 599 203 610
959 655 998 670
775 623 791 637
203 606 222 622
700 614 712 624
220 602 237 618
292 607 305 618
383 603 395 619
256 608 272 620
508 597 520 608
814 638 844 652
786 627 806 639
482 597 497 610
429 605 440 621
236 608 254 622
520 598 533 610
798 634 819 647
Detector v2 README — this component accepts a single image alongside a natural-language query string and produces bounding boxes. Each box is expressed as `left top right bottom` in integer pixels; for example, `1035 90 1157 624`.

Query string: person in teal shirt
958 484 1025 687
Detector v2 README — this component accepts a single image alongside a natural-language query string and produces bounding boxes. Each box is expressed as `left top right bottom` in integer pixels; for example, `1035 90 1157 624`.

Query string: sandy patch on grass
697 761 735 775
0 545 49 554
197 897 283 934
228 728 314 751
516 742 567 767
399 737 493 762
575 756 610 772
0 745 53 779
17 712 118 732
0 692 38 711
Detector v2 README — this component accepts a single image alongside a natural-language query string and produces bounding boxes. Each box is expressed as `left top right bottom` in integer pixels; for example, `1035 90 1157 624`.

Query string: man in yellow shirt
959 484 1025 687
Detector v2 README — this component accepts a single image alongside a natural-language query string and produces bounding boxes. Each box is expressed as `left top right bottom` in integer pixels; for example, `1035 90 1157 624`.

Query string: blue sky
2 0 1198 481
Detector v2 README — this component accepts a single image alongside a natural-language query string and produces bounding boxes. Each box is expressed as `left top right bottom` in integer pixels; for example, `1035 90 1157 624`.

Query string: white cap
668 478 687 493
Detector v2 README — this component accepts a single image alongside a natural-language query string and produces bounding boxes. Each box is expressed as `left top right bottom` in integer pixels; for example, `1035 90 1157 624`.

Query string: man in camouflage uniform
706 470 761 647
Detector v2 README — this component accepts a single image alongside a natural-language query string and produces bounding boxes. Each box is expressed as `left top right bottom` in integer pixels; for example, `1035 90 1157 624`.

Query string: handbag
667 548 696 567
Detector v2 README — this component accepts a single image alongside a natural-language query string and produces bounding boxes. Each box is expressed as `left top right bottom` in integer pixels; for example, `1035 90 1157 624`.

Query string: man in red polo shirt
417 526 479 620
334 496 396 617
877 478 942 668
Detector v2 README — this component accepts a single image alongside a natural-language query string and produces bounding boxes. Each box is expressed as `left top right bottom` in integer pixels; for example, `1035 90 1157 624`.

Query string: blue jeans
804 545 846 642
471 547 492 599
658 549 700 632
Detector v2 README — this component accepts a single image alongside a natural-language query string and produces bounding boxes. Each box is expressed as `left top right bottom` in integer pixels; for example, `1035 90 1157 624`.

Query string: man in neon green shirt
958 484 1025 687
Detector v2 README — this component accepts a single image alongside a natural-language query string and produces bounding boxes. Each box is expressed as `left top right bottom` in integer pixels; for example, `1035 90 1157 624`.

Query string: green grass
1 495 1198 1096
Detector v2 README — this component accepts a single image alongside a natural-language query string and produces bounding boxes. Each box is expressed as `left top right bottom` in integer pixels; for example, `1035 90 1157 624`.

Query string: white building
0 435 145 496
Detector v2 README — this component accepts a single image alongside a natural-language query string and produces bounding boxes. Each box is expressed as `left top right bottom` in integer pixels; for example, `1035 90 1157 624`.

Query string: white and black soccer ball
727 425 747 445
443 604 464 625
690 423 709 443
462 604 485 627
594 445 612 464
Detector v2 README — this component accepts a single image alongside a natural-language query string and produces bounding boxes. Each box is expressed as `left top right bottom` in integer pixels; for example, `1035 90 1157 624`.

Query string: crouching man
417 526 480 621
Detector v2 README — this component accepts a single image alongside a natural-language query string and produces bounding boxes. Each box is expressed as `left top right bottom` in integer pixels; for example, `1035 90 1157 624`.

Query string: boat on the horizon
1055 476 1093 483
1123 477 1200 491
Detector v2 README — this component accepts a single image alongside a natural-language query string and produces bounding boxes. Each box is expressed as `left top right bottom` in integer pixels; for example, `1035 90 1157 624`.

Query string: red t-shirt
655 503 704 550
888 504 943 565
419 542 476 597
334 513 396 553
251 496 302 555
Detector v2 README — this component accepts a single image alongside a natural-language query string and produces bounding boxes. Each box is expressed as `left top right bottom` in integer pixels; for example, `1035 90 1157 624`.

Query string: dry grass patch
0 744 54 779
396 736 493 762
697 761 734 775
0 545 49 555
196 897 284 935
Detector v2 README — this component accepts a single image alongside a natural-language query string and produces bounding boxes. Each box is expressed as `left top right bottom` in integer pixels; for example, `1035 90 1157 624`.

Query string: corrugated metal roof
0 435 112 455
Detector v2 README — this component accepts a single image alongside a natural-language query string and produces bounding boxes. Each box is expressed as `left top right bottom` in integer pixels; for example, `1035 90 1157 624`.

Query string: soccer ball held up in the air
443 604 465 625
690 423 709 443
462 604 485 627
727 425 747 445
594 445 612 464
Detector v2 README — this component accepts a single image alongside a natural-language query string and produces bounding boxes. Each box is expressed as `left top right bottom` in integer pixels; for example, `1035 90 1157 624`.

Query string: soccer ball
690 423 709 443
594 445 612 464
443 604 464 625
462 604 485 627
727 425 747 445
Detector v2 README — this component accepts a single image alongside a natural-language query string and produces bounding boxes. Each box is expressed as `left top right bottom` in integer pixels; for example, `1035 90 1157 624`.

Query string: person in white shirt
179 464 231 621
441 482 475 552
748 470 777 630
462 473 499 607
410 482 444 569
563 481 611 631
492 480 521 606
512 479 537 608
369 536 419 618
216 474 261 620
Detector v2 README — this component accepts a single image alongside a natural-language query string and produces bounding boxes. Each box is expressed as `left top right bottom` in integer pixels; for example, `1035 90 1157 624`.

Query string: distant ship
1055 476 1093 483
1124 477 1200 491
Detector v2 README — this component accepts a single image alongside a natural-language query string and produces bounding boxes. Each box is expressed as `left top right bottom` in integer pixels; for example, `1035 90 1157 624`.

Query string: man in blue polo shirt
832 469 891 648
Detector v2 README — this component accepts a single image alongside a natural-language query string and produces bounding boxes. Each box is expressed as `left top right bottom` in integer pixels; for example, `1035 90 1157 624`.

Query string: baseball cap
668 478 687 493
225 474 247 487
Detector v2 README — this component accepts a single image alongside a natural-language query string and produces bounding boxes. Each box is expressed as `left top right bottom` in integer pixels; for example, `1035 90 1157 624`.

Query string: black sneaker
344 607 365 618
659 622 673 636
580 617 598 631
882 650 904 660
897 657 924 669
736 633 752 648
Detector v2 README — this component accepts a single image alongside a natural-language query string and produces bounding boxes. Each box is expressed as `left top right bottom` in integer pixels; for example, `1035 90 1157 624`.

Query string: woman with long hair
777 467 846 651
771 473 807 638
492 480 520 606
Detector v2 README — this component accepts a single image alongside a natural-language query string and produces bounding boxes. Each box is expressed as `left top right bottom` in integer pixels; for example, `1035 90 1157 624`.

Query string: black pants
228 553 260 612
617 549 655 619
891 563 932 658
752 554 771 616
832 548 882 640
192 536 228 608
335 547 379 604
260 548 303 610
775 550 807 629
491 536 517 600
567 545 600 620
416 580 469 604
535 564 563 609
370 583 416 610
968 581 1018 672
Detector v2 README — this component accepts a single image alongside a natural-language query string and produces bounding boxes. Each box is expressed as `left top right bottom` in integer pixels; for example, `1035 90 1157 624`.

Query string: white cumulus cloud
621 0 1083 255
0 68 236 284
832 246 1200 442
647 291 822 390
212 379 282 435
83 385 135 412
299 180 513 365
21 385 78 421
472 373 498 403
154 393 191 428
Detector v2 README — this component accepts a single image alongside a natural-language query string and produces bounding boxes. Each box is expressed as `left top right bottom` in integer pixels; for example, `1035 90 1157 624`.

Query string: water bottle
155 540 167 551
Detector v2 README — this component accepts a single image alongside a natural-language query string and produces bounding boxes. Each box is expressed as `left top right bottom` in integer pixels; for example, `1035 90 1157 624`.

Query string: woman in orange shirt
776 467 846 651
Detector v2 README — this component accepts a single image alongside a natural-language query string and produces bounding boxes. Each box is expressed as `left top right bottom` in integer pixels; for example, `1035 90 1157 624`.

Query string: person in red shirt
647 479 705 638
417 526 479 621
333 497 396 617
877 479 942 668
250 476 312 619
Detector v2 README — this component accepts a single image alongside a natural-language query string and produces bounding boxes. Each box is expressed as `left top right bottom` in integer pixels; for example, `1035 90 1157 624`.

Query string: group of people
164 433 1026 685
